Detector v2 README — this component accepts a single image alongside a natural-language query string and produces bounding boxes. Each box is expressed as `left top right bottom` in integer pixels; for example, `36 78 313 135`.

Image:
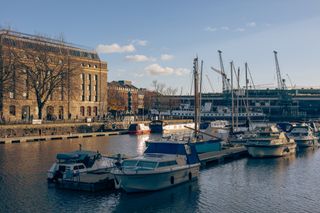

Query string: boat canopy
145 142 199 164
56 150 99 161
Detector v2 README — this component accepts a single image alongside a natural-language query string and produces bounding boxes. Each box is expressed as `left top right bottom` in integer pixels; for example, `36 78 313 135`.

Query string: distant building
0 30 108 122
108 80 145 114
158 89 320 121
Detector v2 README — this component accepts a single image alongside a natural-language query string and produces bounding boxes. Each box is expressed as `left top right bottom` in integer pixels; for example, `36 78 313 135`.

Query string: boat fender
114 177 121 189
170 176 174 185
112 123 116 130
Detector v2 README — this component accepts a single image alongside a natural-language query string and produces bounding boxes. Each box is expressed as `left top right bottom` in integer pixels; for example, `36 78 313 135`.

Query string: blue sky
1 0 320 93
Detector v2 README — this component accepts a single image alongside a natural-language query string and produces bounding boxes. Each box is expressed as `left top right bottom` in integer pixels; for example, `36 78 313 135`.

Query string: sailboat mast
193 57 200 135
236 67 240 129
199 60 203 125
245 62 249 129
230 62 234 132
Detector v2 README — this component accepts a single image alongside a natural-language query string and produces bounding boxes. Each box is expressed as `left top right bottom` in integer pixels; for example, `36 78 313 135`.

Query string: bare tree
0 42 22 113
15 39 79 119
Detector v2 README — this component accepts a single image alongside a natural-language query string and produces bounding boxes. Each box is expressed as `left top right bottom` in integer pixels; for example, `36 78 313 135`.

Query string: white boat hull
294 137 318 148
113 164 200 193
246 143 296 157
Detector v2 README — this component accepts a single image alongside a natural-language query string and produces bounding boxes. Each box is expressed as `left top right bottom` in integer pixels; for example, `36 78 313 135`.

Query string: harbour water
1 134 320 212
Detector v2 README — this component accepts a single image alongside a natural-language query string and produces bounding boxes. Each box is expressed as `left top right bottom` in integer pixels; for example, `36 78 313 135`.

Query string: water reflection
113 181 200 213
135 134 149 155
1 135 320 212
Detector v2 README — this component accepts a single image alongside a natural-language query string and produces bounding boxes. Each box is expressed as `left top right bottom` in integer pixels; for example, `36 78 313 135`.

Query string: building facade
0 30 108 122
107 80 145 115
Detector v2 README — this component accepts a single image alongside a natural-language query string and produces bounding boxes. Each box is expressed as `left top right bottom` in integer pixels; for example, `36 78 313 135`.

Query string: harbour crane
273 51 286 90
205 74 215 93
218 50 230 92
286 74 295 88
210 66 230 92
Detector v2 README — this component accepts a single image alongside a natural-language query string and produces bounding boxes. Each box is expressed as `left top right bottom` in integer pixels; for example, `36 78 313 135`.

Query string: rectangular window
81 73 85 101
88 74 92 101
9 105 16 116
95 75 98 102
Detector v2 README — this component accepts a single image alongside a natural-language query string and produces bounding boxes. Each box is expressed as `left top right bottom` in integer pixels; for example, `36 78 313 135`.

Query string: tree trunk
37 102 43 119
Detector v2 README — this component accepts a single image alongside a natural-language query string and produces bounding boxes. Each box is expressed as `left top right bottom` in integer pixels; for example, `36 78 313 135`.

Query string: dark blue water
0 134 320 213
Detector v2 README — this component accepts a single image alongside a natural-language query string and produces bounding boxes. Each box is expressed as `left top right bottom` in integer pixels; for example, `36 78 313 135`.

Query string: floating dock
198 146 248 167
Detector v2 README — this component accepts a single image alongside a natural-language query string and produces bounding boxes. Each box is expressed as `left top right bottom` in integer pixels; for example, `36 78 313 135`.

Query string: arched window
80 106 85 116
93 106 98 116
87 106 91 116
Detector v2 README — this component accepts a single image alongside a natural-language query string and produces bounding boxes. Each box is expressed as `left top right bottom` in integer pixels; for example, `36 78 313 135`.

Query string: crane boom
273 51 285 90
218 50 229 91
205 74 215 93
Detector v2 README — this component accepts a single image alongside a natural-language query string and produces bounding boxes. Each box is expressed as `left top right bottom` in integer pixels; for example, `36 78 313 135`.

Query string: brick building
0 30 108 122
107 80 145 115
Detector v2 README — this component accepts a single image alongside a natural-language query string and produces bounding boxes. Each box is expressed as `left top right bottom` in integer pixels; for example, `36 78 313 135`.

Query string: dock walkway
0 131 128 144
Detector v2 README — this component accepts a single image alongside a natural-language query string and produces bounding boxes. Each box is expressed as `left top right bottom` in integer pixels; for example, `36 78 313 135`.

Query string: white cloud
125 54 155 62
221 26 230 30
235 28 245 32
96 43 135 54
205 26 217 32
160 54 174 61
145 64 188 76
131 39 148 46
134 73 145 77
246 22 256 27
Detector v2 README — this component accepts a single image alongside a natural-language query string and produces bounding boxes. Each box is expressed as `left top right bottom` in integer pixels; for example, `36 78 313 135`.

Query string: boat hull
246 143 296 157
128 130 151 135
113 165 200 193
295 139 318 147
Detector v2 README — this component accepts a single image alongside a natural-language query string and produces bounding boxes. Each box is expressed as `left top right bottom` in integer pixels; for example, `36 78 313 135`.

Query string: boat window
128 124 138 131
158 161 177 167
78 165 85 170
74 165 79 170
58 165 66 172
122 160 138 167
137 161 157 169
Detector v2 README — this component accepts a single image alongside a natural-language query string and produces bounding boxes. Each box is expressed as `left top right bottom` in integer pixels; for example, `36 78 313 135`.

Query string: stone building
0 30 108 122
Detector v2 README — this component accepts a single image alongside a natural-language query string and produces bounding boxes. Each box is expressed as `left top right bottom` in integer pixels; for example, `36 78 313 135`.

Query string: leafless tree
15 39 79 119
0 42 22 113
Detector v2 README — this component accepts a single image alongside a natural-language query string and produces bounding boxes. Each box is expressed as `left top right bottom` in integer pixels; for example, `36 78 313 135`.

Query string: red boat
128 123 151 135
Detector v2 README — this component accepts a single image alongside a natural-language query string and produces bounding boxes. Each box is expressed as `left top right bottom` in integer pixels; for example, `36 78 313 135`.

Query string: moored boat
128 123 151 135
245 126 296 157
111 141 200 193
149 120 195 133
288 123 318 147
47 149 115 182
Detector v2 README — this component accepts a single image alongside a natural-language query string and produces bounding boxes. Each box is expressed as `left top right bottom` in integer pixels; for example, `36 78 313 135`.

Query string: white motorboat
289 123 319 147
112 141 200 193
47 149 115 182
245 126 296 157
149 120 195 133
